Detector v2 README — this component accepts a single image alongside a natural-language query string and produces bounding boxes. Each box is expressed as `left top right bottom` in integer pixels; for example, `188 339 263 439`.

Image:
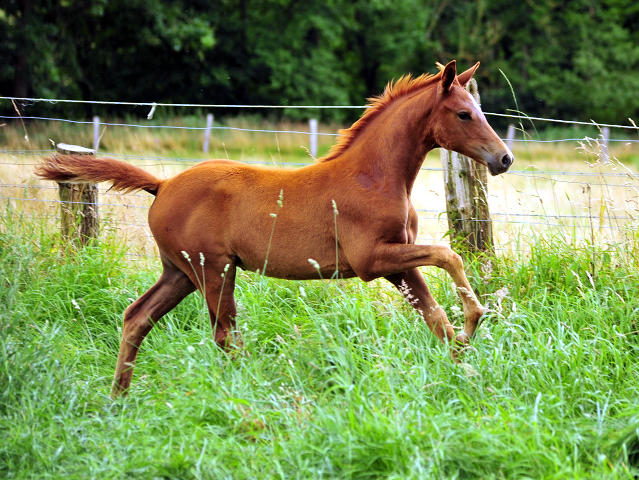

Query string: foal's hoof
110 383 129 399
450 332 471 364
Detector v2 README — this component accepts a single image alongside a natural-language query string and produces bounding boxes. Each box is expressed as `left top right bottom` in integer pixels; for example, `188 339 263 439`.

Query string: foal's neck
346 86 437 197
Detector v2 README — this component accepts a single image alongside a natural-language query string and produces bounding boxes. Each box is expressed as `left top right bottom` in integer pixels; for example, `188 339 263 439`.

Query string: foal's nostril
501 154 512 167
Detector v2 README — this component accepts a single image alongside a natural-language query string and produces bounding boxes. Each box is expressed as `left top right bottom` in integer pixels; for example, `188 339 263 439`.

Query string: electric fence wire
3 96 639 131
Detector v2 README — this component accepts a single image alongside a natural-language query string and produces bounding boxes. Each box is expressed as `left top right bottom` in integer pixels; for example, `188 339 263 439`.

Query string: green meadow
1 118 639 478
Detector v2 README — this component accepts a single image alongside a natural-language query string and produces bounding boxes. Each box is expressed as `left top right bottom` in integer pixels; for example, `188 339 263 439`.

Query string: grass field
2 201 639 478
2 118 639 478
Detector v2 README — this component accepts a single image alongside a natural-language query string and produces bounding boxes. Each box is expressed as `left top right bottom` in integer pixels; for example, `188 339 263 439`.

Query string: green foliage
480 0 639 125
1 0 216 116
5 0 639 124
2 209 639 477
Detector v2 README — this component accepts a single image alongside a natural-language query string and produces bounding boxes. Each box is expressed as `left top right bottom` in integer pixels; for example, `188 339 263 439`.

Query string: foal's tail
35 155 162 195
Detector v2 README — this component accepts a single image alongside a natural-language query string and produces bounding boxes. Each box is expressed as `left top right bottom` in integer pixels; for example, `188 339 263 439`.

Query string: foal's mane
319 72 440 162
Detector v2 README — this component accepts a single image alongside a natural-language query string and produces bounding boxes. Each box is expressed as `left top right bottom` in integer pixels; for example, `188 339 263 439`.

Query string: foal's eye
458 112 472 121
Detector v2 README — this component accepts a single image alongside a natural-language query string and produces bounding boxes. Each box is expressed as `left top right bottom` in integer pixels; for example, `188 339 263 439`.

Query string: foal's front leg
385 268 457 345
199 261 239 348
359 243 486 342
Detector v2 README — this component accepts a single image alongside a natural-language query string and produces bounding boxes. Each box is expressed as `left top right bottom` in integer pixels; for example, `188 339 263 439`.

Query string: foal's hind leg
111 257 195 397
385 269 459 355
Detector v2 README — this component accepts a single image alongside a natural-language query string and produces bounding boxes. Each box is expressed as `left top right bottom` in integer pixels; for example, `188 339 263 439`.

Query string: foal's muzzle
487 152 514 176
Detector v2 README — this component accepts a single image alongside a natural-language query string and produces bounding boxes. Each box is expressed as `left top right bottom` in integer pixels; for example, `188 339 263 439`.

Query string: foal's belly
237 261 358 281
234 242 358 281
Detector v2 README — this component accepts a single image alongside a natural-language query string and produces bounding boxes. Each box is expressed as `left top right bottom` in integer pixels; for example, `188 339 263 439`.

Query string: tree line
3 0 639 126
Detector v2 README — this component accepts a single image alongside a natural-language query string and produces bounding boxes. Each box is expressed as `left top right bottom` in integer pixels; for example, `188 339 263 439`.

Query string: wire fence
4 95 639 131
5 114 639 143
2 97 639 259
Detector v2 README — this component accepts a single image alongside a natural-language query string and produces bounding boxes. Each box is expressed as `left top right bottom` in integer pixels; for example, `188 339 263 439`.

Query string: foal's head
430 60 514 176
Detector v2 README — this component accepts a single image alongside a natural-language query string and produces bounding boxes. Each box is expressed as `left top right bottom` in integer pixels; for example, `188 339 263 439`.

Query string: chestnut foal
36 61 513 397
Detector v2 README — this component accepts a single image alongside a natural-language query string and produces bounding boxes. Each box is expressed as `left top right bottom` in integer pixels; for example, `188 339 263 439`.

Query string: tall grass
1 203 639 478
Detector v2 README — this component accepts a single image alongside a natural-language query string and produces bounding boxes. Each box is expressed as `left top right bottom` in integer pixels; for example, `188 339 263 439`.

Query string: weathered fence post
203 113 214 154
56 143 99 246
440 78 493 253
309 118 318 158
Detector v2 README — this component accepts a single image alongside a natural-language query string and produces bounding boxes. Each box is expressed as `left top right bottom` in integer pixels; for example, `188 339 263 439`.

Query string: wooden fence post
309 118 318 158
56 143 99 246
203 113 214 154
439 78 493 253
599 126 610 163
506 124 515 151
93 116 100 151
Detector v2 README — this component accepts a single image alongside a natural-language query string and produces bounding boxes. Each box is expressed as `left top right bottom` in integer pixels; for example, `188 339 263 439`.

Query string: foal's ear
457 62 480 88
439 60 457 94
